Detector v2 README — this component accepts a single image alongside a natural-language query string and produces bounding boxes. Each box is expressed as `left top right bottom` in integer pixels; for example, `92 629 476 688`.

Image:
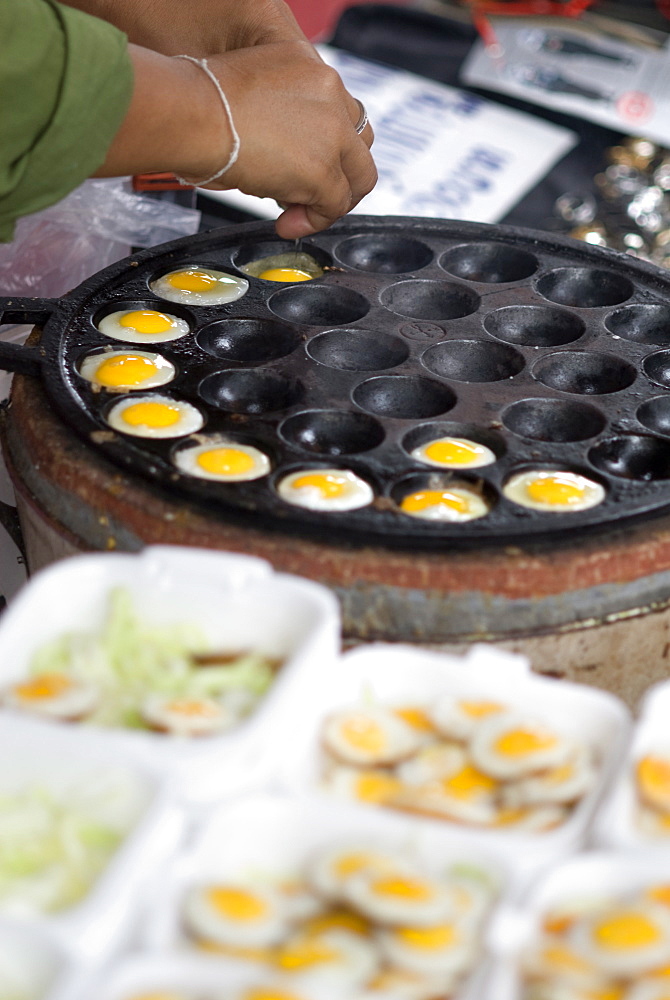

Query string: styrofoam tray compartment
0 919 75 1000
0 714 183 962
480 850 670 1000
140 792 511 1000
276 644 631 883
595 678 670 850
0 546 340 802
60 952 342 1000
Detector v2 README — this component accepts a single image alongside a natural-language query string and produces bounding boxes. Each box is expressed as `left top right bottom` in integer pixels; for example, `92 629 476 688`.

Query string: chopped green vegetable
26 588 277 731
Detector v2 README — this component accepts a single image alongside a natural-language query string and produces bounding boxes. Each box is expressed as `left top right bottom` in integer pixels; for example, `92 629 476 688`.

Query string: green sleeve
0 0 134 242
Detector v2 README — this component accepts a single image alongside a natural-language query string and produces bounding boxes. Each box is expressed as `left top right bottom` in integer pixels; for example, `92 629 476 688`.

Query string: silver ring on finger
354 98 369 135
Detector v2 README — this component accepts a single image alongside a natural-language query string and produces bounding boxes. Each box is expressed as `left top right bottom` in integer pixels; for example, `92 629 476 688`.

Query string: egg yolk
166 269 220 293
120 401 181 429
526 474 587 506
593 910 662 951
275 938 337 971
243 992 306 1000
292 473 348 499
459 700 504 718
196 447 256 477
94 355 159 388
355 771 402 804
394 706 435 732
400 489 470 514
638 755 670 800
423 439 486 466
119 310 174 334
129 994 187 1000
333 851 379 879
164 699 220 718
258 267 313 282
494 727 558 758
207 887 268 922
648 886 670 908
396 924 458 951
441 763 498 800
371 876 433 902
339 715 387 754
540 944 594 973
14 672 73 701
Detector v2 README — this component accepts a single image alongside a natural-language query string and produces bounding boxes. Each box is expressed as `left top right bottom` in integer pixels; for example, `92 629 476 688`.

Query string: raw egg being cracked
174 440 271 482
398 484 489 522
97 308 190 344
503 470 605 513
410 436 496 470
277 469 374 513
241 252 324 282
106 395 203 439
79 350 175 392
150 266 249 305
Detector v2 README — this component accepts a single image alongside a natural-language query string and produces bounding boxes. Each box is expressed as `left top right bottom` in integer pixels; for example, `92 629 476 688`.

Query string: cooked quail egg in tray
319 694 598 833
174 838 497 999
173 439 272 483
2 586 280 736
277 469 374 513
240 252 324 283
503 470 606 513
410 436 497 471
106 396 204 439
150 266 249 306
398 482 490 522
519 878 670 1000
78 349 176 392
97 308 191 344
632 750 670 838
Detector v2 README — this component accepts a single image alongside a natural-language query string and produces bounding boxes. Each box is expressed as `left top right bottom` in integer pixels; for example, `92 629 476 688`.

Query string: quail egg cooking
106 396 203 438
277 470 374 513
173 440 271 482
399 484 489 522
150 266 249 305
97 308 190 344
503 470 605 513
410 436 496 470
241 251 324 282
79 350 176 391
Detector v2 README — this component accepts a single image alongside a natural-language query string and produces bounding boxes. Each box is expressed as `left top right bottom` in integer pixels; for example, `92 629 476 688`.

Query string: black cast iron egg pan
4 215 670 550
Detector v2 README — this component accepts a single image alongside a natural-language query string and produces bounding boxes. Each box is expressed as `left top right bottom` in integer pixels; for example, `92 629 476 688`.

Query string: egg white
378 920 478 977
429 695 506 742
273 929 379 990
342 869 459 927
322 765 406 808
240 252 324 282
410 436 496 470
502 743 596 808
277 469 374 513
390 765 500 826
182 882 288 948
627 980 670 1000
571 901 670 977
322 705 422 767
173 440 271 482
150 266 249 305
636 751 670 814
226 986 313 1000
4 672 98 721
140 694 233 737
79 350 175 391
106 395 203 439
503 470 605 513
398 484 489 522
308 843 410 902
396 743 466 788
97 308 190 344
470 712 572 780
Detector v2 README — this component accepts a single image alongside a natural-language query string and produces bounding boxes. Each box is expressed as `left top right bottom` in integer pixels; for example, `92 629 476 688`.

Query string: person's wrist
168 54 235 183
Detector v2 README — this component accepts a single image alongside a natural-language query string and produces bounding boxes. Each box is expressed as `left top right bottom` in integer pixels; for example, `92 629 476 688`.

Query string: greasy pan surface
5 216 670 550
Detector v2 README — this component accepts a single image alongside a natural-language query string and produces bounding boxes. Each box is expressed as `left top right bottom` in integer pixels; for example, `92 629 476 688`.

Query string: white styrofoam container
60 952 340 1000
0 714 183 962
0 920 75 1000
595 678 670 850
0 546 340 802
140 792 511 1000
480 850 670 1000
275 643 632 884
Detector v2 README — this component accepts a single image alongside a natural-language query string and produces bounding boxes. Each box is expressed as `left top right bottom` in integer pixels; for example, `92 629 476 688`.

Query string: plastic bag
0 177 201 298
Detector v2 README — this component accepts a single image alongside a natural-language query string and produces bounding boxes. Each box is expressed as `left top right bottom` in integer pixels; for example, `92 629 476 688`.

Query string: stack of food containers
1 545 669 999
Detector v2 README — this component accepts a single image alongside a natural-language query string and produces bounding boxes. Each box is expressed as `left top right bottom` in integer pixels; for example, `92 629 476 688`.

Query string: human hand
194 41 377 237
